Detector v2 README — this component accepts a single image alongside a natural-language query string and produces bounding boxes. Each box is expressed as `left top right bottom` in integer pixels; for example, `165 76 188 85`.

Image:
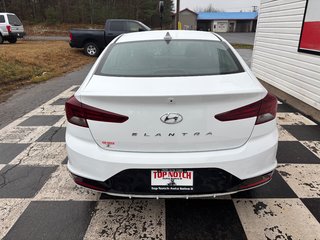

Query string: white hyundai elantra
65 30 278 198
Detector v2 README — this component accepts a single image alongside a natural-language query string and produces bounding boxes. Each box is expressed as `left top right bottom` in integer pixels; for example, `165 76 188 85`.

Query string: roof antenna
164 32 172 44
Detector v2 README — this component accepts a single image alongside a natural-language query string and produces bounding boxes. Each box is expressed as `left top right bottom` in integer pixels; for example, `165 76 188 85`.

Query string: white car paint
66 30 278 198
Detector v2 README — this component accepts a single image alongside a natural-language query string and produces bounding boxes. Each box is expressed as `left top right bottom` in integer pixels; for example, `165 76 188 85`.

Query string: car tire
84 42 100 57
0 34 3 44
8 37 17 44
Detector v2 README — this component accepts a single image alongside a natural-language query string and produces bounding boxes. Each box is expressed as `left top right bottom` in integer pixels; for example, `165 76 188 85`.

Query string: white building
252 0 320 121
197 12 258 32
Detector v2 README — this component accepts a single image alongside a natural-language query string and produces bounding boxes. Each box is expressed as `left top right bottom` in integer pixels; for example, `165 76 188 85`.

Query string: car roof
117 30 221 43
107 19 141 22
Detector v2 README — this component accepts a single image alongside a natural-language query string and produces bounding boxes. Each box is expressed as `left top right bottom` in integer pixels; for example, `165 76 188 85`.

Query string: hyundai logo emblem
160 113 183 124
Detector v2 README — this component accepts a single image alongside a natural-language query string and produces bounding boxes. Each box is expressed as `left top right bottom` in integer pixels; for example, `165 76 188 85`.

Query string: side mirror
138 28 146 32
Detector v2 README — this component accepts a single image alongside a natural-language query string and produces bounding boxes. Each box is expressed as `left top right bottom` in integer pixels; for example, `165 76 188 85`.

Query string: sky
175 0 261 12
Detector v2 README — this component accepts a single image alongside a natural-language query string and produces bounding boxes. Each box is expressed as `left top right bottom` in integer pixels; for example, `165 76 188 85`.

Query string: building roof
197 12 258 20
173 8 198 16
180 8 198 15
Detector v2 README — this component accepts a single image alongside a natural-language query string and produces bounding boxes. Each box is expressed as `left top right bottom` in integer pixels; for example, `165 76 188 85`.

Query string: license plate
151 170 193 187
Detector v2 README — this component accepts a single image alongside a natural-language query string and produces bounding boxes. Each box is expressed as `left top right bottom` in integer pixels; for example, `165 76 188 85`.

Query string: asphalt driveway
219 32 256 45
0 64 93 129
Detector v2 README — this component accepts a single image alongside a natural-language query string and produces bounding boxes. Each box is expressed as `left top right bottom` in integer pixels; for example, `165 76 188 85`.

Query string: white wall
252 0 320 110
213 21 228 32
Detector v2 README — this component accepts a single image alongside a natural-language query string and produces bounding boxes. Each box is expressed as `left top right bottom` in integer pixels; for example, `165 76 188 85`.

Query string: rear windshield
8 14 22 26
96 40 244 77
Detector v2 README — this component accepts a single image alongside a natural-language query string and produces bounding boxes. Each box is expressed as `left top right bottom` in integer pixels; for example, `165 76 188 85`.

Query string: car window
138 22 151 31
96 40 244 77
0 15 5 23
127 22 141 32
7 14 22 26
109 21 126 31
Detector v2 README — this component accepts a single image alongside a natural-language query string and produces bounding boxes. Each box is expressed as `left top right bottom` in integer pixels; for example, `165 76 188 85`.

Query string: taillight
255 93 278 124
215 93 277 125
6 25 11 33
65 96 88 127
69 32 73 41
65 96 129 127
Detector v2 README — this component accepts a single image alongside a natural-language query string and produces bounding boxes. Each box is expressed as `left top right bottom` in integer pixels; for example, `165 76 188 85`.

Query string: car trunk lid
79 73 266 152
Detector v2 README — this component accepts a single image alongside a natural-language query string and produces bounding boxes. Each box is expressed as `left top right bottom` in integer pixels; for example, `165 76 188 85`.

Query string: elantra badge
160 113 183 124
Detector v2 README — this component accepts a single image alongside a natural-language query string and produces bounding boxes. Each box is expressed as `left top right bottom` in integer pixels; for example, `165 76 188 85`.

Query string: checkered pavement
0 85 319 240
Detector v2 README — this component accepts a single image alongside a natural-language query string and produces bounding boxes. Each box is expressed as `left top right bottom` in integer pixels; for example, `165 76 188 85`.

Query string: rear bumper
69 41 81 48
66 121 278 196
7 32 25 38
69 41 76 48
70 170 274 198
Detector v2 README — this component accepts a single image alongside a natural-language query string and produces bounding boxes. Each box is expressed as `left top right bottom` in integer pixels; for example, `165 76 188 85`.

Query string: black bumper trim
8 32 26 38
71 168 274 196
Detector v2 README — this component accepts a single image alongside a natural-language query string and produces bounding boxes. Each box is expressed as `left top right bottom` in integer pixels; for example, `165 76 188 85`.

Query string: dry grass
231 43 254 49
24 23 104 36
0 41 94 97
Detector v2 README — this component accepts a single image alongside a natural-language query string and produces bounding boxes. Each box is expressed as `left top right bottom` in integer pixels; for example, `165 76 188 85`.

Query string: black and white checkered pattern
0 86 319 240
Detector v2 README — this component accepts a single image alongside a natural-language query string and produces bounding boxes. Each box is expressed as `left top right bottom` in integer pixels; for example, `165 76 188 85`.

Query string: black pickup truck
69 19 150 56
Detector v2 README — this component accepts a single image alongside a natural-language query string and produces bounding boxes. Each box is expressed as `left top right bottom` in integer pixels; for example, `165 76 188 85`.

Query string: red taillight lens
6 25 11 32
65 96 129 127
65 96 88 127
215 101 261 122
255 93 278 125
69 32 73 41
215 93 278 125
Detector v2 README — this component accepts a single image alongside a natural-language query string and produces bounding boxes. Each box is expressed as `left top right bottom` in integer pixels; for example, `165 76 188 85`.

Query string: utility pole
159 1 164 30
175 0 180 30
252 5 258 12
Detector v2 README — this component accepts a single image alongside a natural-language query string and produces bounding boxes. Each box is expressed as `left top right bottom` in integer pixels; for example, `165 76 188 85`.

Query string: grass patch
24 23 104 36
231 43 254 49
0 41 94 98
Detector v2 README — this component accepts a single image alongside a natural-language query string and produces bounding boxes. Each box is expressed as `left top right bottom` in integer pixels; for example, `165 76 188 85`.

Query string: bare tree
195 4 224 13
2 0 6 11
1 0 174 27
